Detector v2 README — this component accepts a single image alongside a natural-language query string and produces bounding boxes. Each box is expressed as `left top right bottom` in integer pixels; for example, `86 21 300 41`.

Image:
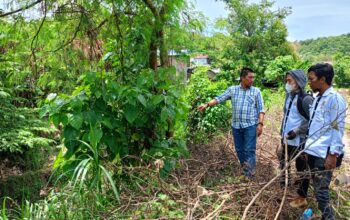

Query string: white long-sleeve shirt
305 87 347 158
282 94 307 147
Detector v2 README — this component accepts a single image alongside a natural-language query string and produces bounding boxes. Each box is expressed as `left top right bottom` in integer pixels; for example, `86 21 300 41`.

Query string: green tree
0 0 191 186
297 33 350 61
222 0 295 80
264 55 310 85
334 54 350 88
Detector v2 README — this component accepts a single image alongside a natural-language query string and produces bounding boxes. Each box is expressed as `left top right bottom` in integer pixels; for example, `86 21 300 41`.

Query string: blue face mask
285 83 294 93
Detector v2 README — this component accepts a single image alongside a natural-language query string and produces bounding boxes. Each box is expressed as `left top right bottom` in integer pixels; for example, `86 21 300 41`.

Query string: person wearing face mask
278 70 314 207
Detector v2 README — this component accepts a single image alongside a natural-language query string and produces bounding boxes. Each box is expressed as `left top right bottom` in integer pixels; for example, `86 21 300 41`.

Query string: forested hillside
297 33 350 61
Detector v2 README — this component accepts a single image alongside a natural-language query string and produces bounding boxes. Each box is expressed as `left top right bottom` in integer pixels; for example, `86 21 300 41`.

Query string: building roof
193 54 209 59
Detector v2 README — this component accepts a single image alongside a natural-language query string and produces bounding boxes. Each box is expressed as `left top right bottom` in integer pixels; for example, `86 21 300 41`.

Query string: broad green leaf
63 125 78 141
151 95 164 106
69 113 84 130
52 113 68 127
63 125 79 152
39 105 49 118
52 147 64 169
137 94 147 107
84 111 98 124
102 117 113 129
124 105 138 123
161 108 169 122
89 125 103 148
103 133 118 154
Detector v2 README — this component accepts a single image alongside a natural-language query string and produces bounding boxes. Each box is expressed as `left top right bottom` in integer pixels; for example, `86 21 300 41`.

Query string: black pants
279 144 308 192
298 154 334 220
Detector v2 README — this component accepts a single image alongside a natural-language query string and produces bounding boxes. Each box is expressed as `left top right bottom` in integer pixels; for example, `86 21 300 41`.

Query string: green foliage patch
41 68 188 181
186 66 231 143
0 87 56 154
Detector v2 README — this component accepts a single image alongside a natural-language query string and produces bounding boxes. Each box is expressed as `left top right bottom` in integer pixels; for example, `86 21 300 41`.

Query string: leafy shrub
261 87 285 111
0 170 46 202
334 55 350 88
0 86 56 203
186 66 231 143
264 55 310 85
0 87 56 154
41 68 188 181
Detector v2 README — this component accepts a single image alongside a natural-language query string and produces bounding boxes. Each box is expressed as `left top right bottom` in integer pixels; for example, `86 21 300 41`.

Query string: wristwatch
258 122 264 126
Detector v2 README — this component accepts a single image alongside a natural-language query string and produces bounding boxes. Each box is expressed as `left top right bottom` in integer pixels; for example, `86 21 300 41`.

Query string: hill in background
294 33 350 61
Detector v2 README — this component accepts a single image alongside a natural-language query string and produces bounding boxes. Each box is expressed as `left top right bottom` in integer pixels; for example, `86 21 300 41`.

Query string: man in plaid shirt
198 68 265 178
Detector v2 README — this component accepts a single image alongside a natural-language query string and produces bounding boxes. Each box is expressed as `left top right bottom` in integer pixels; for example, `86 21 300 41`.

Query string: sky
195 0 350 41
1 0 349 41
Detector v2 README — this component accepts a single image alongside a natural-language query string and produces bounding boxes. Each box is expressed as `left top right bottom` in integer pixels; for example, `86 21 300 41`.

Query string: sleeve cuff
329 145 343 156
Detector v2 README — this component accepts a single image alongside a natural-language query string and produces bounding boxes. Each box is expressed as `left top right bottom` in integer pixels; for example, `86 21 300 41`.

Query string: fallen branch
201 191 235 220
274 137 288 220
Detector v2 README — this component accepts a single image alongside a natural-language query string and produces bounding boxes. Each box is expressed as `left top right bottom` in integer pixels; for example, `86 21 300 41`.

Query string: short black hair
240 67 254 78
307 63 334 86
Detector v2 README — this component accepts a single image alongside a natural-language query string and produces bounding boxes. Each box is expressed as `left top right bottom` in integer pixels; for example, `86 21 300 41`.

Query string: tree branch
30 0 47 89
51 14 83 52
141 0 158 16
96 18 108 30
0 0 44 17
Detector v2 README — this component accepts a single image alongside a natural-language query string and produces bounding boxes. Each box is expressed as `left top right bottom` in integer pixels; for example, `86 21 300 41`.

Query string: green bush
186 66 231 143
41 68 188 183
0 170 45 202
334 55 350 88
264 55 310 85
0 87 57 154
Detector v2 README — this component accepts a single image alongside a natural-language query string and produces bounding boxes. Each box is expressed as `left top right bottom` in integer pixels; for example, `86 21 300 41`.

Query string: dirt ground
163 89 350 219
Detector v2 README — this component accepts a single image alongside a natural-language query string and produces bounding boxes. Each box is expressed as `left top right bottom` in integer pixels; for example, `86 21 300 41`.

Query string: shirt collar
319 87 334 97
239 84 251 90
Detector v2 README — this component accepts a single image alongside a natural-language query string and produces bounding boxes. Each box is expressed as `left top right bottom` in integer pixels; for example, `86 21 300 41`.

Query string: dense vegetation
297 33 350 61
0 0 349 219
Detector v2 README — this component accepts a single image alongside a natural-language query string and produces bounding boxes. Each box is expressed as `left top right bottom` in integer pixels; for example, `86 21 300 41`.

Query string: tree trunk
149 29 158 70
158 28 169 67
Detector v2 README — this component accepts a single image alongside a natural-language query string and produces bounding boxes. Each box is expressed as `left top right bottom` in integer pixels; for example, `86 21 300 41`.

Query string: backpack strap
297 91 312 120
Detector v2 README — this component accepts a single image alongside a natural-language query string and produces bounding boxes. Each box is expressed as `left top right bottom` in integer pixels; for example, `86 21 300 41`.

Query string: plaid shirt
215 85 264 129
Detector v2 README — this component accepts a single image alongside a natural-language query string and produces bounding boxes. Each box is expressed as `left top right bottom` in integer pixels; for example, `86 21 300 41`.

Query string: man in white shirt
295 63 347 220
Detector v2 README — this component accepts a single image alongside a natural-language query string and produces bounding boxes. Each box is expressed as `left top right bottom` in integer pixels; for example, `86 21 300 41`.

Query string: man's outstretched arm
197 99 218 111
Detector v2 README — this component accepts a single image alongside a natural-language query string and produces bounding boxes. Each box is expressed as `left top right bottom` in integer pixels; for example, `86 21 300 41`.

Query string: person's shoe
238 175 252 183
289 197 308 208
238 175 249 182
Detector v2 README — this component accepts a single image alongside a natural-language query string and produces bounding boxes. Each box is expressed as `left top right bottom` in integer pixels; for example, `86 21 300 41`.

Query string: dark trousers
298 154 334 220
279 144 308 190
